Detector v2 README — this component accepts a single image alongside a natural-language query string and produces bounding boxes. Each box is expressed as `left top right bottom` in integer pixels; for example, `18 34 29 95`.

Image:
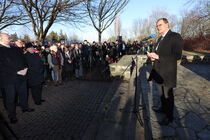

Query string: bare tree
132 19 140 39
22 34 31 43
46 31 59 41
185 0 201 6
180 11 195 38
149 8 179 40
68 33 80 42
180 0 209 38
86 0 129 45
59 29 68 41
140 19 152 39
17 0 84 44
149 9 169 39
197 0 210 19
120 28 129 42
184 0 209 20
10 32 18 41
0 0 28 30
132 18 152 41
130 8 179 42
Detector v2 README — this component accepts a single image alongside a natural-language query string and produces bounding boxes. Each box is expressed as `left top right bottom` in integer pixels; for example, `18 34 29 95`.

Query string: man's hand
147 52 159 61
17 68 28 76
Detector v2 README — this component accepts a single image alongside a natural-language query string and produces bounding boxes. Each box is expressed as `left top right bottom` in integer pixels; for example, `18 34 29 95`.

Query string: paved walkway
82 66 145 140
139 64 210 139
0 71 145 140
0 80 112 140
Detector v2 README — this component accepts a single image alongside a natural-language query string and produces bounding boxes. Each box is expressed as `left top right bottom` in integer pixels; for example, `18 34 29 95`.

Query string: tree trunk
35 35 44 46
40 37 45 46
98 31 102 46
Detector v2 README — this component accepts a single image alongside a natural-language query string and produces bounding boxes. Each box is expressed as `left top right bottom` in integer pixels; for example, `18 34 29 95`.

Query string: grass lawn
182 50 210 56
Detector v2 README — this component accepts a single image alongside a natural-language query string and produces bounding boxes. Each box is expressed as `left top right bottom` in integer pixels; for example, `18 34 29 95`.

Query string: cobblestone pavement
0 80 112 140
82 67 145 140
139 64 210 140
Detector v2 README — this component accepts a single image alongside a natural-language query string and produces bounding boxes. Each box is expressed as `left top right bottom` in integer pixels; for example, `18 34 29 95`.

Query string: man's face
15 40 24 47
27 47 34 54
79 44 82 49
45 48 50 52
51 46 58 52
156 20 169 35
0 34 11 46
61 41 65 45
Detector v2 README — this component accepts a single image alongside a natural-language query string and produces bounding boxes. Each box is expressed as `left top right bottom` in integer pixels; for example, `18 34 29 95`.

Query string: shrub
183 35 210 52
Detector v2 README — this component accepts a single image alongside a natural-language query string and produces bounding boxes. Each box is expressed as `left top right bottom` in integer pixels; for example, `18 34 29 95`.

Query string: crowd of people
13 39 154 85
0 33 154 124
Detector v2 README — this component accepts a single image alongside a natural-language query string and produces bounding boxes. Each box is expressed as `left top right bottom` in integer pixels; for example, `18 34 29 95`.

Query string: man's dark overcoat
0 45 27 87
24 52 44 87
150 30 182 88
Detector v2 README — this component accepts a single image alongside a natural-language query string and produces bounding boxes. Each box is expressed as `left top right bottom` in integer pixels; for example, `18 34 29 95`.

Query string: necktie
155 36 163 51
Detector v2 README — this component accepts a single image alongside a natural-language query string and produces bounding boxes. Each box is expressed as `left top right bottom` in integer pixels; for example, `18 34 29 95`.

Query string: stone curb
181 55 210 64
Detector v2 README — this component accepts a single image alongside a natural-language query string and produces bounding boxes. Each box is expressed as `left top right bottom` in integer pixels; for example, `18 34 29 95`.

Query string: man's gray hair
157 18 169 24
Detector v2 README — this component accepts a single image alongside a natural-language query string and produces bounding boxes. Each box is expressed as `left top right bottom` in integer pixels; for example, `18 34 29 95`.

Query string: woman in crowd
48 45 64 86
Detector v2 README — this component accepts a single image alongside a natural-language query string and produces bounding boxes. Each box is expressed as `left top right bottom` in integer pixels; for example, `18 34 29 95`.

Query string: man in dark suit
147 18 182 125
0 33 34 124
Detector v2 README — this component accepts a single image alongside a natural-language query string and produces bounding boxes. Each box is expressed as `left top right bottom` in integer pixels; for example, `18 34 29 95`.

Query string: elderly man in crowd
0 33 34 124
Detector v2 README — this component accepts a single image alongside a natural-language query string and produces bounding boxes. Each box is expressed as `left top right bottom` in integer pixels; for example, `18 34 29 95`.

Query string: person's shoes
41 99 45 102
152 106 165 113
158 118 172 125
35 102 42 105
10 118 18 124
42 82 47 86
22 108 35 113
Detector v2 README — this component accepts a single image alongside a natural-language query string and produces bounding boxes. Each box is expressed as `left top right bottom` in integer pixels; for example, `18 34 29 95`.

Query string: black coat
72 48 83 69
24 52 44 87
0 45 27 87
63 51 74 72
110 46 117 58
150 30 182 88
